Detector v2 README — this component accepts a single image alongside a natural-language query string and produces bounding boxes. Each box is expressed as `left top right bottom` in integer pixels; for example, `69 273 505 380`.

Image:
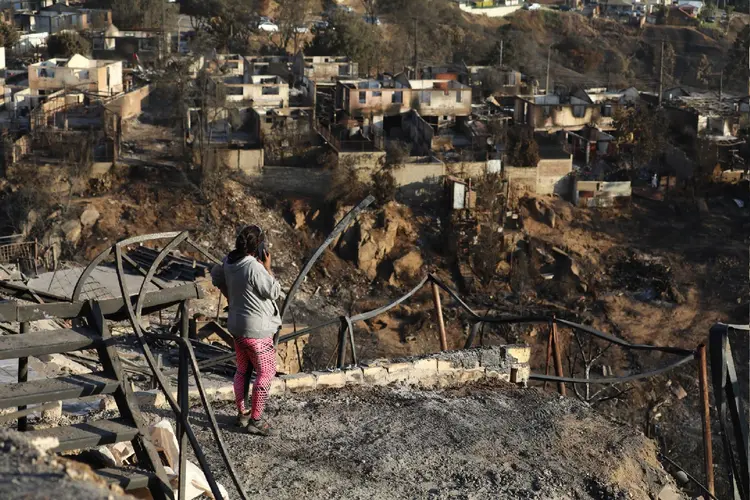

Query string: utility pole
413 17 418 79
658 40 664 106
499 40 503 68
719 69 723 102
545 45 551 94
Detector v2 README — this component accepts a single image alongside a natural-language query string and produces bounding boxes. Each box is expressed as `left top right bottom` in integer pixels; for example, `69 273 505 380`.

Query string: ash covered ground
146 382 681 500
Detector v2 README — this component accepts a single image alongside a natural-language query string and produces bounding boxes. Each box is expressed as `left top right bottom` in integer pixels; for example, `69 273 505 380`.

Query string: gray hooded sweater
211 256 282 339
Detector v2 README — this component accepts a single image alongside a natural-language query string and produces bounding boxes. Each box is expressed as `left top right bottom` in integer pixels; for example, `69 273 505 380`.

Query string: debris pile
606 249 685 304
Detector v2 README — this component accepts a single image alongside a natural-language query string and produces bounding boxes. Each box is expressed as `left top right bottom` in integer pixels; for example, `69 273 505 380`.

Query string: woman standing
211 225 281 436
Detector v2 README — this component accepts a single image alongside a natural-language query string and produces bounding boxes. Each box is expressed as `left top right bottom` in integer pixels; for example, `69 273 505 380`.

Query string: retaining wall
149 345 531 405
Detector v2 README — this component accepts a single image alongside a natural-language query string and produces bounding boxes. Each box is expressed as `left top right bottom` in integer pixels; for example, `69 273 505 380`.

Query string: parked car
294 25 310 33
559 5 571 11
524 2 541 9
363 15 382 25
312 20 329 30
258 20 279 32
705 16 716 22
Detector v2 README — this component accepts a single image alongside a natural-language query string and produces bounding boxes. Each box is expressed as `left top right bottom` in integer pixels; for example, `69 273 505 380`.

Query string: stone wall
166 345 531 404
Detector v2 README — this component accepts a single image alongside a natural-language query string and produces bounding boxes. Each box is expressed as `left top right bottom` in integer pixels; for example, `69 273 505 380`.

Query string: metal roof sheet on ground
26 265 192 301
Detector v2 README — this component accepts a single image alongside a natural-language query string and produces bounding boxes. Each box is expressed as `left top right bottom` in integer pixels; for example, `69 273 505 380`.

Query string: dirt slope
181 382 682 499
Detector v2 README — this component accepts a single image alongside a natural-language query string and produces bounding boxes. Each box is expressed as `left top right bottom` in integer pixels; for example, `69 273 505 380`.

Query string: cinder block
362 366 388 385
510 365 530 385
344 368 364 385
436 359 459 373
412 358 438 373
436 371 459 388
283 373 317 393
478 348 502 368
455 368 486 384
486 369 511 382
314 371 347 389
386 362 413 383
269 377 286 395
415 373 439 388
213 385 235 401
505 345 531 364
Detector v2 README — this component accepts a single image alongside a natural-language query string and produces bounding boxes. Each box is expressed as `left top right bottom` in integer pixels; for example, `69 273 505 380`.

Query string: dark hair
227 225 264 264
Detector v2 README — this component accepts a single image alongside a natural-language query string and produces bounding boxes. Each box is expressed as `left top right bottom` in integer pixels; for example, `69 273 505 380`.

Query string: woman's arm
254 263 281 301
210 262 229 301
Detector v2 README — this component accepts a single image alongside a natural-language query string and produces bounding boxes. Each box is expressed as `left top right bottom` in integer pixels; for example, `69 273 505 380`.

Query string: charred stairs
0 303 173 499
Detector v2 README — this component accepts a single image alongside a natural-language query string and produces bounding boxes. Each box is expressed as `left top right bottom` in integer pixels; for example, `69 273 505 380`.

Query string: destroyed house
335 78 412 119
292 53 358 82
17 9 86 34
664 93 741 138
243 55 291 80
406 79 472 118
91 27 170 61
29 54 123 97
513 87 621 132
221 74 289 108
209 54 244 76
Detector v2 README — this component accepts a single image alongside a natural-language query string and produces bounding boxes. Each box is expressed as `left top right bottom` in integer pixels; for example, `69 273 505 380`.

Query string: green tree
307 12 382 74
505 125 540 168
698 1 717 21
727 24 750 86
182 0 256 52
105 0 178 30
0 22 19 50
47 32 92 58
275 0 320 54
612 106 667 170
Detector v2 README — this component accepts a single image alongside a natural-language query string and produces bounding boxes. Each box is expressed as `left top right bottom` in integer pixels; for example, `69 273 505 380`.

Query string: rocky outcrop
335 201 422 283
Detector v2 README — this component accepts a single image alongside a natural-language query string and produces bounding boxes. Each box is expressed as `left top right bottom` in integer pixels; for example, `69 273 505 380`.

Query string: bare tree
568 333 631 405
275 0 320 54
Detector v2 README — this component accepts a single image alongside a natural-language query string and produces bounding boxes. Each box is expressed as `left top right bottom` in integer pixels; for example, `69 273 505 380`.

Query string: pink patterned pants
234 337 276 420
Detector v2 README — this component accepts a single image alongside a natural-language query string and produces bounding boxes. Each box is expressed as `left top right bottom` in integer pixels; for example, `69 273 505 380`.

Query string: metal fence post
337 318 348 369
17 321 29 431
698 343 715 497
431 281 448 351
177 300 190 500
551 318 566 396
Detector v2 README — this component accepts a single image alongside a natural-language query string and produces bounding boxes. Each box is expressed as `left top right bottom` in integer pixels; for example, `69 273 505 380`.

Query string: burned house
221 74 289 109
29 54 124 98
513 87 623 132
292 53 358 83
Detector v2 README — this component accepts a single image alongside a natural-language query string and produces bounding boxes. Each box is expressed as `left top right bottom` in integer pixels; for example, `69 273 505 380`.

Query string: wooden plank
95 467 154 491
24 418 138 452
90 301 174 500
0 327 99 361
0 372 119 409
0 283 203 322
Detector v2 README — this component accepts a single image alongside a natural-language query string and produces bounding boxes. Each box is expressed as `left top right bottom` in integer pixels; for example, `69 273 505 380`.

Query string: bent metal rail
0 195 743 499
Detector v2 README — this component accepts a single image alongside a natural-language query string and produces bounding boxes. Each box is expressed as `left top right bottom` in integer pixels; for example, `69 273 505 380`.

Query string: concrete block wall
151 346 532 408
